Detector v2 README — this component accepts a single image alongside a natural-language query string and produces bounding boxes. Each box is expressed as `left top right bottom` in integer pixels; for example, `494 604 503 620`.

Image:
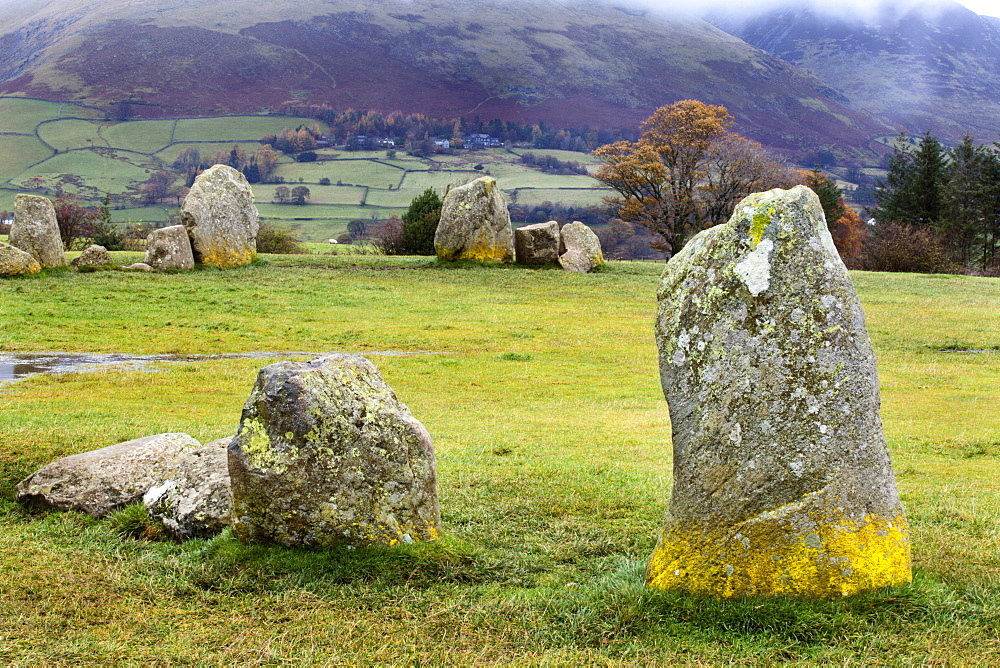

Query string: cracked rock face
558 221 604 273
144 437 232 540
228 354 440 548
145 225 195 270
434 176 514 263
514 221 560 265
647 185 911 598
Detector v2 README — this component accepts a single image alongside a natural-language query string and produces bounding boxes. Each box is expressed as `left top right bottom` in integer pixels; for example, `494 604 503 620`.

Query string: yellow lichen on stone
646 511 912 598
200 246 255 269
750 211 770 247
458 241 511 263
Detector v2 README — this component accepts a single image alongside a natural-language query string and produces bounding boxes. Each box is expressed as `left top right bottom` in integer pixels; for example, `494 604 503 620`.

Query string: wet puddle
0 351 440 385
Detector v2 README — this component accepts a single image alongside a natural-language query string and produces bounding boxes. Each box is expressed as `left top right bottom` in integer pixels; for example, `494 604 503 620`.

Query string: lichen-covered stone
228 354 440 548
71 244 112 268
144 437 232 540
559 221 604 273
0 242 41 277
514 221 560 265
145 225 195 270
16 433 201 518
10 194 65 268
647 185 911 598
434 176 514 262
181 164 259 268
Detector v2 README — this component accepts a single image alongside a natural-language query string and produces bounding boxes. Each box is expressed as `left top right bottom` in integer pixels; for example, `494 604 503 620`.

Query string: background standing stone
181 164 259 268
514 221 560 265
647 185 911 598
228 354 440 548
434 176 514 262
10 194 65 268
558 221 604 273
145 225 195 270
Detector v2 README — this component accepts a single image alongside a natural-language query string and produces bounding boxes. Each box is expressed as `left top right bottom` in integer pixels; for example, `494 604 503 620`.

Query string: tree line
872 132 1000 272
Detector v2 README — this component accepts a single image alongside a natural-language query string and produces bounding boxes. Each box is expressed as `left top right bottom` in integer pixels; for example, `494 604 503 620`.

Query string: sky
637 0 1000 20
959 0 1000 17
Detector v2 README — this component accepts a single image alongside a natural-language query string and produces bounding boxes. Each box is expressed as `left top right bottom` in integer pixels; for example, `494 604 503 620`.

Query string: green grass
154 141 263 165
272 159 403 186
252 184 365 206
102 120 176 154
0 98 73 133
0 261 997 663
11 149 155 196
172 116 326 143
37 119 109 151
513 187 607 207
0 136 53 182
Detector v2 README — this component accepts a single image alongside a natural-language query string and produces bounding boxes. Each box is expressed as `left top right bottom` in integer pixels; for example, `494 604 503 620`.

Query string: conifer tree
400 188 442 255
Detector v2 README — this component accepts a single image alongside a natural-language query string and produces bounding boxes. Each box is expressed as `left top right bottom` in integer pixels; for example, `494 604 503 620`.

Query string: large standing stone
514 221 560 265
647 186 911 598
559 221 604 273
16 433 201 518
228 354 440 548
10 194 65 268
434 176 514 262
0 242 41 276
145 225 195 270
181 164 259 268
144 437 232 540
71 244 112 268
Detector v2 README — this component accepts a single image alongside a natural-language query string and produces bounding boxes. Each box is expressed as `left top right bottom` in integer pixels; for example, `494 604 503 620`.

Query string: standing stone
145 225 195 270
0 242 41 276
16 433 201 518
228 354 440 548
181 164 259 268
647 186 911 598
144 437 232 540
514 221 560 265
434 176 514 262
71 244 112 268
559 221 604 273
10 194 65 268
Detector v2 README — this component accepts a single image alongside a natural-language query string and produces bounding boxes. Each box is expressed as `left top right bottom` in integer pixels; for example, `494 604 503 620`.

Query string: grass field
37 119 109 151
0 260 997 664
101 120 175 154
172 116 326 143
0 136 53 181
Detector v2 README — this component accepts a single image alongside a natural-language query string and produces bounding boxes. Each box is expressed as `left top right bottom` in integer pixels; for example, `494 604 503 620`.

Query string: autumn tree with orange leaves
593 100 797 257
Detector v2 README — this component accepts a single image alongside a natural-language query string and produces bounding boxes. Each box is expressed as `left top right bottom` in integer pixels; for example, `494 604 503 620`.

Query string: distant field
172 116 327 143
0 136 53 181
37 119 108 151
11 150 154 197
272 159 403 186
102 120 175 154
512 187 606 207
252 184 366 206
0 98 83 133
154 142 263 165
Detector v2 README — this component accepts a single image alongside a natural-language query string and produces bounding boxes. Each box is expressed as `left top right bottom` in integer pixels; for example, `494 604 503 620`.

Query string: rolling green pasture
0 98 93 133
0 261 997 664
272 159 402 185
0 136 52 181
172 116 326 143
101 119 175 154
513 187 606 207
11 150 153 194
153 141 265 165
37 118 109 151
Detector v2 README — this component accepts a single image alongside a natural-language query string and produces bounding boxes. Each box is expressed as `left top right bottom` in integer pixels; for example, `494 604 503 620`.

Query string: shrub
53 194 98 250
399 188 442 255
854 222 956 274
336 233 353 244
319 177 331 186
295 151 318 162
372 216 404 254
256 222 308 254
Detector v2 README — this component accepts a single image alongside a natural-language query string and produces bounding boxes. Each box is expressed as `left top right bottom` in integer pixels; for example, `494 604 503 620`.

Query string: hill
0 0 896 158
708 0 1000 142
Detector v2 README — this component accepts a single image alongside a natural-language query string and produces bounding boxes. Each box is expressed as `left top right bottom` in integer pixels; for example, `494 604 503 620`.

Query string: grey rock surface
434 176 514 262
16 433 201 518
181 164 259 268
646 185 910 598
514 221 560 265
0 241 41 276
144 437 232 540
558 221 604 272
71 244 112 268
145 225 195 270
124 262 153 271
10 194 65 268
229 354 440 548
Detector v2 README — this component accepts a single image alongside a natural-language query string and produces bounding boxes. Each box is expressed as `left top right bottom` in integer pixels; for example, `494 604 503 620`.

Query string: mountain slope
0 0 896 157
708 0 1000 141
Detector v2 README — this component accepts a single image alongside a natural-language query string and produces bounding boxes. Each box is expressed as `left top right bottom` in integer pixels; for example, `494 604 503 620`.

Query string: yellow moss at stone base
456 241 510 263
200 246 256 269
646 513 912 598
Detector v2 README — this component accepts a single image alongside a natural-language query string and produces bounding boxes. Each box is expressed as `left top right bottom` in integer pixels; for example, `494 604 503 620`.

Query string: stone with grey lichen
646 185 911 598
228 354 440 548
434 176 514 263
71 244 112 268
16 433 201 518
0 241 41 276
558 221 603 273
514 221 560 265
10 194 65 268
181 164 259 268
144 437 233 540
144 225 195 270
